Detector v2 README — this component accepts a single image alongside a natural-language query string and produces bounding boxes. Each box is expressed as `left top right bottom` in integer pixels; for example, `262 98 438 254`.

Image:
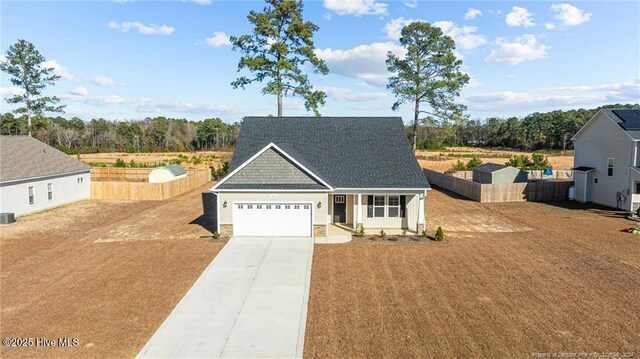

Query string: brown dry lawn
305 189 640 358
418 147 574 172
0 185 222 359
78 150 233 169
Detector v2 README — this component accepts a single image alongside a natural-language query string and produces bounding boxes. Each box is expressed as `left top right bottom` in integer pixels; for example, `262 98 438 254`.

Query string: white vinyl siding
0 172 91 217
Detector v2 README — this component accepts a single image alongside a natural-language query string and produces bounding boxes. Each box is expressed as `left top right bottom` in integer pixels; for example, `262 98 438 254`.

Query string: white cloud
384 18 486 51
485 35 550 65
550 3 592 27
505 6 535 27
323 0 388 17
545 22 556 30
315 42 404 86
60 93 241 116
432 21 487 51
404 1 417 8
465 79 640 114
1 86 24 96
317 86 387 102
91 75 124 87
465 8 482 20
384 17 415 40
202 32 231 47
42 60 75 81
69 86 89 96
108 21 175 35
190 0 211 5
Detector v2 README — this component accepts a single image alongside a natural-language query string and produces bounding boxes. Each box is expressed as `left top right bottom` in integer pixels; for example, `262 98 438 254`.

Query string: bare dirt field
0 185 223 359
418 147 574 172
78 150 233 169
305 189 640 358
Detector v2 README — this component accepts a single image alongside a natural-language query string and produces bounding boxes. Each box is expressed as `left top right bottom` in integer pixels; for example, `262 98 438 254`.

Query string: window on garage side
28 186 34 205
607 158 614 176
373 196 385 217
47 183 53 200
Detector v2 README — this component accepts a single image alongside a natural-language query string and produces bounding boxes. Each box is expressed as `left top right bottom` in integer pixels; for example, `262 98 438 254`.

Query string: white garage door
233 203 312 237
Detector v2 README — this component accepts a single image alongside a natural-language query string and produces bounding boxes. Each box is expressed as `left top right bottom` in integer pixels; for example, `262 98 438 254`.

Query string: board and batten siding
574 111 635 210
218 192 327 225
361 194 419 231
225 148 320 185
0 172 90 216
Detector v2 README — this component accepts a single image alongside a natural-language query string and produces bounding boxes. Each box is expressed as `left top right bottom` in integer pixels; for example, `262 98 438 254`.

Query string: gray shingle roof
230 117 430 189
159 164 187 176
217 183 328 190
0 136 91 183
602 108 640 140
472 163 510 173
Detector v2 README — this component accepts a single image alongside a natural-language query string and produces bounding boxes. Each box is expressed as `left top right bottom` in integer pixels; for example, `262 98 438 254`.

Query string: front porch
328 192 426 234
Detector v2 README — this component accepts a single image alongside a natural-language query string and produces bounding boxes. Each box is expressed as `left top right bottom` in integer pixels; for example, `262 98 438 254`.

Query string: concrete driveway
137 236 314 358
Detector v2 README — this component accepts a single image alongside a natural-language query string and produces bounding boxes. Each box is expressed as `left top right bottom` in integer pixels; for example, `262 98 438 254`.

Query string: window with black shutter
400 196 406 217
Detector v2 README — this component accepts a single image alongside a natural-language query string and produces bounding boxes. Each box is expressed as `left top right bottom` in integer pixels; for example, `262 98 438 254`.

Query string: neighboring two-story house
572 109 640 211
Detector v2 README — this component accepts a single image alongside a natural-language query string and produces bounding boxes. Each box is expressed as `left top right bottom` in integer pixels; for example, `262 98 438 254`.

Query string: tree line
414 103 640 152
0 113 240 154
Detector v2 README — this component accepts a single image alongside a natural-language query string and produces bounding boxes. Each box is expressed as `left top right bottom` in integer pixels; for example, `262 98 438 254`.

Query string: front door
333 195 346 223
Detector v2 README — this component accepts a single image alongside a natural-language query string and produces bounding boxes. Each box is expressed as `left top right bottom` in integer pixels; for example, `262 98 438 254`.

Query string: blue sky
1 0 639 124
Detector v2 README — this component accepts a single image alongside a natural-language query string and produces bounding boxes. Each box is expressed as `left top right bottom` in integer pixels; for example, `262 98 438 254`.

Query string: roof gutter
0 168 91 185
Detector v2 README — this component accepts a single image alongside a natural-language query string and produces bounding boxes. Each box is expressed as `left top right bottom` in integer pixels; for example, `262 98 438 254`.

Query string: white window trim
373 195 385 218
47 183 54 201
387 195 400 218
28 186 34 205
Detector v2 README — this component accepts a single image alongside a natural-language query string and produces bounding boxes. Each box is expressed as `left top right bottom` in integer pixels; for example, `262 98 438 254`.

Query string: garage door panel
233 203 312 237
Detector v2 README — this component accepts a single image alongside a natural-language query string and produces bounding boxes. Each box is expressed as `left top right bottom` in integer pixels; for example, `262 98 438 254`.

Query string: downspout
584 173 588 202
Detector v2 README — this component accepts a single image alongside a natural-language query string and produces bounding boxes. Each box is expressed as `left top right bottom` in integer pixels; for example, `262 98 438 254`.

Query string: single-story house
210 117 431 237
148 164 187 183
0 136 91 217
472 163 528 184
572 108 640 210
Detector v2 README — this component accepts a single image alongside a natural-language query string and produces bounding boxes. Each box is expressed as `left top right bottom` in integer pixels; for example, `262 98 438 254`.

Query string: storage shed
148 164 187 183
472 163 528 184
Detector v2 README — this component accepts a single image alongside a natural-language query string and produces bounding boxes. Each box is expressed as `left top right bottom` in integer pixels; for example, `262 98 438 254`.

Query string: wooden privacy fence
449 169 573 181
424 168 573 203
91 168 211 200
91 167 152 182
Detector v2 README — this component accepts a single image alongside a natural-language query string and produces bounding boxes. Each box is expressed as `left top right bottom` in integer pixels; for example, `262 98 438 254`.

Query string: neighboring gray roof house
0 136 92 217
210 117 430 237
0 135 91 183
572 108 640 211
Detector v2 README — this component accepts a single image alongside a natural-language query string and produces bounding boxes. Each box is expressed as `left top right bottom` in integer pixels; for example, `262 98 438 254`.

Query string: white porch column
356 194 363 229
417 192 425 233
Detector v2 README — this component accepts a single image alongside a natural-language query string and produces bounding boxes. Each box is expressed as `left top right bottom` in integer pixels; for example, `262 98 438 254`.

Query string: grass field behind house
74 147 574 173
